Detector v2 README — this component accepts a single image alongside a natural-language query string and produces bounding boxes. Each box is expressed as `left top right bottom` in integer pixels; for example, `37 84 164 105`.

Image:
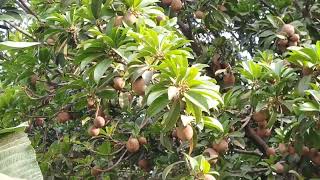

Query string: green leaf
184 91 209 112
299 102 319 112
162 100 180 132
200 156 211 174
0 131 43 179
147 95 170 117
93 59 112 83
91 0 103 19
162 161 184 180
0 122 28 135
203 116 224 132
0 41 40 50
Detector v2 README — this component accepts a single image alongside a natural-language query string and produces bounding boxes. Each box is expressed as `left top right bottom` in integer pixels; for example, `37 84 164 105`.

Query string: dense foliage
1 0 320 179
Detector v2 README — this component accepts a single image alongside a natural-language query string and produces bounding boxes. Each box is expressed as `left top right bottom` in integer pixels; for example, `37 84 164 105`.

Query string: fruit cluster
252 110 271 138
162 0 182 12
277 24 300 52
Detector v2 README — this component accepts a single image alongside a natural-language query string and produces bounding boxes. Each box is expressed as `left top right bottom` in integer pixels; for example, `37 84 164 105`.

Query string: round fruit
114 16 123 26
132 77 146 96
266 147 276 156
57 111 71 123
138 159 150 172
288 145 295 155
277 39 288 47
278 143 287 154
203 148 219 164
113 77 125 91
126 137 140 153
212 139 229 153
302 67 313 76
124 12 137 25
281 24 295 36
171 0 182 12
257 120 267 128
195 10 205 19
138 137 147 145
204 174 216 180
35 118 45 126
290 34 300 42
302 146 310 156
87 98 95 108
162 0 172 5
223 73 235 86
252 111 267 122
275 162 284 174
91 166 101 176
176 125 193 141
94 116 106 128
88 126 100 136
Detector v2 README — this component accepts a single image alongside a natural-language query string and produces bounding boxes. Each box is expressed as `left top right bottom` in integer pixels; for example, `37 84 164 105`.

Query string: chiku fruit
113 77 125 91
124 11 137 25
212 139 229 153
176 124 193 141
171 0 182 12
126 137 140 153
281 24 295 36
94 116 106 128
132 77 146 96
57 111 71 123
88 126 100 136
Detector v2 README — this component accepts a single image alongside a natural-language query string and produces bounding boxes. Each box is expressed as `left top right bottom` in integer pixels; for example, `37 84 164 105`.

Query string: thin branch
245 123 269 156
97 149 128 172
16 0 40 21
4 20 37 41
233 148 263 156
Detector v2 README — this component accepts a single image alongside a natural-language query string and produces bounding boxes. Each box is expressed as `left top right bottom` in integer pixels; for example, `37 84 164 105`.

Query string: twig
16 0 40 21
97 149 128 172
233 148 263 156
245 123 269 156
4 20 37 41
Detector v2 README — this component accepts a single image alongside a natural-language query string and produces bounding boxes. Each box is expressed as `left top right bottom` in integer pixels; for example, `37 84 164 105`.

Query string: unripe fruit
171 0 182 12
124 12 137 25
302 146 310 156
212 139 229 153
281 24 295 36
223 73 235 86
290 34 300 42
113 77 125 91
91 166 101 176
203 148 219 164
252 111 267 122
88 126 100 136
257 120 267 128
35 118 45 126
57 111 71 123
162 0 172 5
138 159 150 172
138 137 147 145
132 77 146 96
114 16 123 26
204 174 216 180
266 147 276 157
278 143 287 154
195 10 205 19
94 116 106 128
275 162 284 174
126 137 140 153
288 145 295 155
176 125 193 141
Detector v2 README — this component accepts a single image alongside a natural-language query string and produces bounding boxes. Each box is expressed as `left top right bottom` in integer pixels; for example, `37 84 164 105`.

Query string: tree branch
97 149 128 172
16 0 40 21
4 20 37 41
244 122 269 156
177 21 202 56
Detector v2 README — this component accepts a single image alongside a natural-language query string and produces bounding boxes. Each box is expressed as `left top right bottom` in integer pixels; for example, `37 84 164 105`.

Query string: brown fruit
288 41 298 47
302 146 310 156
88 126 100 136
57 111 71 123
195 10 205 19
217 5 227 12
266 147 276 157
46 38 55 46
278 143 287 154
288 145 295 155
171 0 182 12
138 137 147 145
223 73 235 86
87 98 95 108
126 137 140 153
252 111 267 122
204 174 216 180
176 125 193 141
114 16 123 26
162 0 172 5
281 24 295 36
275 162 284 174
138 159 151 172
94 116 106 128
290 34 300 42
212 139 229 153
30 74 38 86
124 12 137 25
203 148 219 164
91 166 101 176
277 39 288 47
35 118 45 126
113 77 125 91
132 77 146 96
302 67 313 76
257 120 267 128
